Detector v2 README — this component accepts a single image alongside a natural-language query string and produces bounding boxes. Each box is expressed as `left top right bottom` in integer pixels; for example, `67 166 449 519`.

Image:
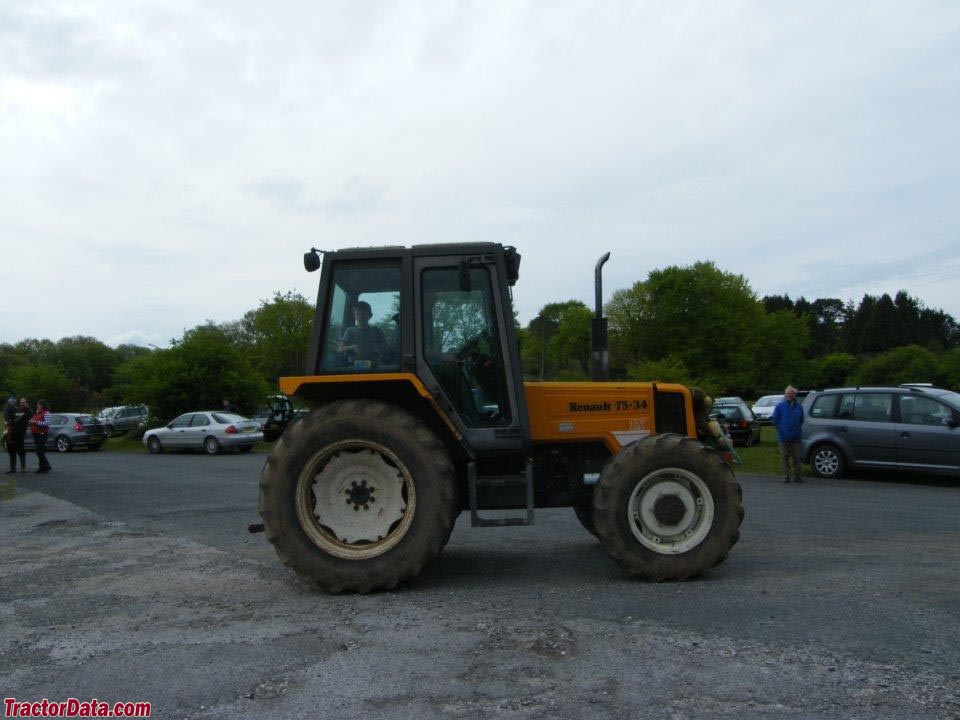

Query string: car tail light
74 422 84 431
225 425 238 434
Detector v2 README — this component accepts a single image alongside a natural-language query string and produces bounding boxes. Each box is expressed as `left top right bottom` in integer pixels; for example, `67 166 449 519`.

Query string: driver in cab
339 301 387 366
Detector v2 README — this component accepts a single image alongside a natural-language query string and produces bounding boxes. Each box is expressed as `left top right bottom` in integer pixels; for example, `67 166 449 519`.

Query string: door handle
900 431 911 438
838 427 847 434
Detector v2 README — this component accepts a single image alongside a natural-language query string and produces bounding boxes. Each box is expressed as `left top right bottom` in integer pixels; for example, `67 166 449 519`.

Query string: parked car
143 411 263 455
801 385 960 479
751 395 781 424
711 405 761 446
713 397 756 419
100 404 149 435
3 413 107 453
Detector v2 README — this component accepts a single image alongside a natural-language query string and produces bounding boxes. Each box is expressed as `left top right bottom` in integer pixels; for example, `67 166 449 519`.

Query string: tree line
519 261 960 397
2 265 958 422
0 292 313 421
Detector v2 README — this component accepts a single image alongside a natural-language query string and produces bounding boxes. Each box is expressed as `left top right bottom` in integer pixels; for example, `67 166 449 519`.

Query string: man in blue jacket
771 385 804 483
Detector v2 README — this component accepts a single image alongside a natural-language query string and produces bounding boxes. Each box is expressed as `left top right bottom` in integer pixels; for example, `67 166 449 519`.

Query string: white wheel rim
814 449 838 476
205 438 217 453
296 440 416 560
627 467 715 554
57 437 68 451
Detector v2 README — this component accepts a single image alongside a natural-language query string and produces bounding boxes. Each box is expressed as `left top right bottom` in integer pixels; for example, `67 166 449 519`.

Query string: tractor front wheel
258 400 458 593
593 434 742 581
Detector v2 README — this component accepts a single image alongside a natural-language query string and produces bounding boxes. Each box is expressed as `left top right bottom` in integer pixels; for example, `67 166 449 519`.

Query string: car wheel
147 436 163 454
810 444 845 479
204 436 220 455
56 435 72 453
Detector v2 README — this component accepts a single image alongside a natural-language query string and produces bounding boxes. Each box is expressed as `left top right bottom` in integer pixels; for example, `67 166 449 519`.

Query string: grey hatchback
801 386 960 478
3 413 108 453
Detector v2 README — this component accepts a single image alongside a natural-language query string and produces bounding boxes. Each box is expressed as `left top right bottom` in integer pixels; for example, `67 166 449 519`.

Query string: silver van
801 386 960 478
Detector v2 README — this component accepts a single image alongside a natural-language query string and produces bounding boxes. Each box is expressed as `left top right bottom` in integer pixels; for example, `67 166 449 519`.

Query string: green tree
548 303 592 377
751 311 810 391
240 291 315 380
523 301 591 379
114 325 269 421
8 365 72 410
811 353 859 388
606 262 768 387
851 345 944 386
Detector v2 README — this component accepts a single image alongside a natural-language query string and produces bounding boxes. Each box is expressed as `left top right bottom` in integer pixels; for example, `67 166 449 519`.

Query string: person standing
771 385 804 483
222 398 240 414
28 399 52 474
4 397 29 473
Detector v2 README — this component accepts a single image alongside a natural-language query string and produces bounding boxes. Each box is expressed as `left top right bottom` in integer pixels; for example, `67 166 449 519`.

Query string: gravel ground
1 452 959 719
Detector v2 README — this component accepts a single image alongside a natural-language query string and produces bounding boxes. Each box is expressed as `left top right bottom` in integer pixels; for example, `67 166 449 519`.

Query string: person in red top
28 399 52 473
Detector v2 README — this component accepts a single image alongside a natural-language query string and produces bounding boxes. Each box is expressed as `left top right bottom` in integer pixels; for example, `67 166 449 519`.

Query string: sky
2 0 958 348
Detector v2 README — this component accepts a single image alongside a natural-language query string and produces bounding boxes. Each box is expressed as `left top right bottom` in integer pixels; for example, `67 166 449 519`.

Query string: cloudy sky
2 0 958 347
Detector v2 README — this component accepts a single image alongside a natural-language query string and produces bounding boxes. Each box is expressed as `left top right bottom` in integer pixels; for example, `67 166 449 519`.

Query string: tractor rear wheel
593 434 742 581
258 399 458 593
573 506 598 538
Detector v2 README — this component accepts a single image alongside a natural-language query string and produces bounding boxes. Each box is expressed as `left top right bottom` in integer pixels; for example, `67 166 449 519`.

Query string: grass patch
733 426 786 476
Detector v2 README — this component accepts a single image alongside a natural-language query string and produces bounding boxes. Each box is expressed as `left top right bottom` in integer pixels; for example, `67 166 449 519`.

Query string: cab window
321 264 401 372
169 414 192 428
421 266 510 427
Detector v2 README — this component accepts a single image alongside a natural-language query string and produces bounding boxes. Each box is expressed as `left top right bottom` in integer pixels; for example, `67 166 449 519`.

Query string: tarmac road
2 450 959 719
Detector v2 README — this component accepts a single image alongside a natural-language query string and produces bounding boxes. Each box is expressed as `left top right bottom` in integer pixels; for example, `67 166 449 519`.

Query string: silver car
751 395 781 424
801 385 960 478
143 411 263 455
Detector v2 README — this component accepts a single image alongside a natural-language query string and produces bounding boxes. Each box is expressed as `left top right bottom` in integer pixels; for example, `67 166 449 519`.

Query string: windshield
755 396 779 406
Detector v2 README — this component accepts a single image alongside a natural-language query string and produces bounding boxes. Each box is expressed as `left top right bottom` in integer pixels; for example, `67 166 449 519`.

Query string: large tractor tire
259 399 458 593
593 434 742 581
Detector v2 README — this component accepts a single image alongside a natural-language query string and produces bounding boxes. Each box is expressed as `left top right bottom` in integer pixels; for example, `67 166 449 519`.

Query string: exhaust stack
592 252 611 381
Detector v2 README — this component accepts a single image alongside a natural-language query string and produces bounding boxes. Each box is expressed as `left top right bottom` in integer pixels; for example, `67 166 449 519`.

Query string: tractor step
467 460 535 527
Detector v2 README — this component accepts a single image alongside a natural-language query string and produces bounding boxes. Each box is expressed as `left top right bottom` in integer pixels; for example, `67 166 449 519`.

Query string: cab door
414 251 529 458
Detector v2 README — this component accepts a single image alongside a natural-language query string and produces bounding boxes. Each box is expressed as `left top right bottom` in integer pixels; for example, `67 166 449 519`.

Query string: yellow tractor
258 243 742 592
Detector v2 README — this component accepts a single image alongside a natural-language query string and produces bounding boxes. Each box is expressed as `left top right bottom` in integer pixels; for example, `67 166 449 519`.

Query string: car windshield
77 415 98 424
755 396 779 406
212 413 247 424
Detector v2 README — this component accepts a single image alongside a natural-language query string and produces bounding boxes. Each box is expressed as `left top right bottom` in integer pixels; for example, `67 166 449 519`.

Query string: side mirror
304 249 321 272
